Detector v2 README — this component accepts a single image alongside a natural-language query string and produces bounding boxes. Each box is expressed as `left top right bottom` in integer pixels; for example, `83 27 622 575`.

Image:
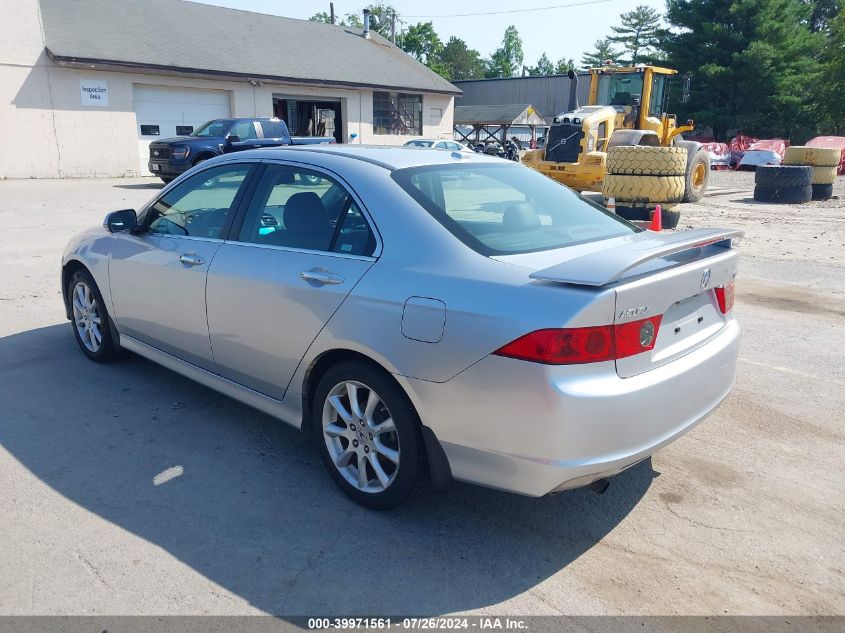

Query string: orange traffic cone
606 196 616 214
650 204 663 231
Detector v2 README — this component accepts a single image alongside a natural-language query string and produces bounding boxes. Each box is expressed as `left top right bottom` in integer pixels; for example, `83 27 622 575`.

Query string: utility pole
391 10 396 44
329 2 335 24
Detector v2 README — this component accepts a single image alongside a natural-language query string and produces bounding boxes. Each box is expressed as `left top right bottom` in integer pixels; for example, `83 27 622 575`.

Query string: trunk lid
495 228 742 378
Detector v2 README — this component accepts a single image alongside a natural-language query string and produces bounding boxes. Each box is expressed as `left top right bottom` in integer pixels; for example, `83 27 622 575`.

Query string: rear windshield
392 163 639 255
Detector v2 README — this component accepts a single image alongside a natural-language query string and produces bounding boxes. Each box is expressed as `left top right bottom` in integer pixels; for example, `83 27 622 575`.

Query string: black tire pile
754 166 813 204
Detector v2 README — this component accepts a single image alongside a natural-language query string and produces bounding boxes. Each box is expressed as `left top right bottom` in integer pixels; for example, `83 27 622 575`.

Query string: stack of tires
783 146 840 200
602 146 688 229
753 166 813 203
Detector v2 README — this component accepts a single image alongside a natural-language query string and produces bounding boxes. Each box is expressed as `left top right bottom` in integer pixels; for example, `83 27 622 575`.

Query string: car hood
151 136 222 145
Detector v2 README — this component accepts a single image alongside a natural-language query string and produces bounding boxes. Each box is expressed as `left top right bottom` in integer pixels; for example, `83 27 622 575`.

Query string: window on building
373 92 422 135
176 125 194 136
140 125 160 136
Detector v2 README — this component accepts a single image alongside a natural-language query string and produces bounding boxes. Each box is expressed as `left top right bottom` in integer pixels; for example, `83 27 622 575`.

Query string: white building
1 0 460 178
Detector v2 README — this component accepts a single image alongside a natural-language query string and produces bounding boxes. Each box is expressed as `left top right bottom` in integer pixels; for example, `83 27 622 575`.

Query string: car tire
67 269 121 362
313 361 423 510
160 177 174 184
783 146 841 167
753 184 813 204
811 183 834 200
754 165 813 188
682 149 711 203
603 174 686 204
606 146 687 176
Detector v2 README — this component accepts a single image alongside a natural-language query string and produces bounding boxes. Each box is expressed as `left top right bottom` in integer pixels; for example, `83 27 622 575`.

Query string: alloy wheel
322 380 400 493
71 281 102 353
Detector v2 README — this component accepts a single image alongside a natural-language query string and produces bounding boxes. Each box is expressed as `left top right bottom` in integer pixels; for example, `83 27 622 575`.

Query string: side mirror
104 209 137 233
682 75 691 103
225 134 240 144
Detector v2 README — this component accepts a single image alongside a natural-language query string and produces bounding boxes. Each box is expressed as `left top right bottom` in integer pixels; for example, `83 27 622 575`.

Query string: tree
308 10 361 28
525 53 555 75
437 37 486 80
402 21 445 73
555 58 576 74
486 26 524 77
308 11 333 24
581 38 618 68
806 0 841 32
816 11 845 130
609 5 662 64
663 0 822 140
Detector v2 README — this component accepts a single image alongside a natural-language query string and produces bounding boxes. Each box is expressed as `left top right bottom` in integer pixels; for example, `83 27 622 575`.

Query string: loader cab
588 66 680 141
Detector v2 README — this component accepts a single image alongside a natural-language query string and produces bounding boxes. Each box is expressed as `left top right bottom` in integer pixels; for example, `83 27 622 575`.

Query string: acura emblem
701 268 711 288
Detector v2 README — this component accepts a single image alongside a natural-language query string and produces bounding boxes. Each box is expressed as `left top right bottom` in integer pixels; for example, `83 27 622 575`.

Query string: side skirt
120 335 303 429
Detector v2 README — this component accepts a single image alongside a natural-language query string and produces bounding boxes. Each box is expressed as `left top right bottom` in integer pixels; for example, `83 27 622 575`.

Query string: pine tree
528 53 555 75
663 0 823 140
581 38 618 68
609 5 662 64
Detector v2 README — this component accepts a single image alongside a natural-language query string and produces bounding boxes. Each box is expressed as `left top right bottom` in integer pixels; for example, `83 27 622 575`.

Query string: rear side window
237 164 376 256
392 163 639 255
259 120 286 138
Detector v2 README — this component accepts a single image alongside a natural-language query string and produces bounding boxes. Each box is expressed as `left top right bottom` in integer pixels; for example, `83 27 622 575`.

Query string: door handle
179 253 205 266
301 269 344 285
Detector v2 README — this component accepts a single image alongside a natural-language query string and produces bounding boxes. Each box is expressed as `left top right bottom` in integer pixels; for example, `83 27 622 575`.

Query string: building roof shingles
39 0 460 95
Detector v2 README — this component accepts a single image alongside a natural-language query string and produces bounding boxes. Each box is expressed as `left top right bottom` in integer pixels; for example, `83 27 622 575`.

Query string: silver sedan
62 146 741 509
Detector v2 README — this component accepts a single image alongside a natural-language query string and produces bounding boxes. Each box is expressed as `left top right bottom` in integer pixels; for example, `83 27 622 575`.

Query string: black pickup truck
147 118 335 183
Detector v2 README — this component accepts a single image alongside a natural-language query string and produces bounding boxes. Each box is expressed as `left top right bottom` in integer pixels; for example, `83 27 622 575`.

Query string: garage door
133 85 231 174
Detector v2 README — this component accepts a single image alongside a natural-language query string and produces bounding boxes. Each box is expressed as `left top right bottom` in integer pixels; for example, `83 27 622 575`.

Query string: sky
190 0 666 67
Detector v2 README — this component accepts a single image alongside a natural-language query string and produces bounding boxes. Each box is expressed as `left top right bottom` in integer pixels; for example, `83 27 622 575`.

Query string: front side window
145 164 251 238
392 163 638 256
238 165 375 256
373 92 423 135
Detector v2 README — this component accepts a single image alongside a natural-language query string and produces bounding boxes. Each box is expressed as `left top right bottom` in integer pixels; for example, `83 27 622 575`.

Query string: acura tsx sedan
62 146 741 509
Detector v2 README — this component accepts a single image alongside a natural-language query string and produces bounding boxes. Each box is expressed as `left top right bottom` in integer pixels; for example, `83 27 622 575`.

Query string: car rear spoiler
529 228 744 287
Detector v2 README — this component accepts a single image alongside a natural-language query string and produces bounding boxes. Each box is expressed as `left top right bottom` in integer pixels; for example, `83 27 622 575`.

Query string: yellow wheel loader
523 65 710 204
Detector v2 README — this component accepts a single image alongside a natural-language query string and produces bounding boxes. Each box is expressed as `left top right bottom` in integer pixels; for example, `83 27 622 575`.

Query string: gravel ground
0 173 842 621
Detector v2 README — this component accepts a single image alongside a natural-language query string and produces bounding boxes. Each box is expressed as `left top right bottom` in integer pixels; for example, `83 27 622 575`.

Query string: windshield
404 140 434 148
392 163 639 256
191 120 233 137
596 72 645 107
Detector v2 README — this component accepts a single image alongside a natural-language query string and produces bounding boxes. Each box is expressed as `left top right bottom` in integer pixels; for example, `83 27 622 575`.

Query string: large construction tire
811 166 838 185
753 184 812 204
784 146 841 167
615 206 682 230
682 149 711 203
755 165 812 188
811 184 834 200
606 146 687 176
603 174 685 204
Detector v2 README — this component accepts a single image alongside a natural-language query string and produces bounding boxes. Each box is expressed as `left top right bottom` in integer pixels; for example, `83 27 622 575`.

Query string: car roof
227 145 504 170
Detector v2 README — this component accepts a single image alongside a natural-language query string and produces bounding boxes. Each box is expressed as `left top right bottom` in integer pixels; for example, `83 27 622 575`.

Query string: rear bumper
405 320 740 497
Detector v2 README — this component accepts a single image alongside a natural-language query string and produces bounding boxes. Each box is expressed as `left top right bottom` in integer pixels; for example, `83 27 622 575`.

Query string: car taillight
493 316 662 365
493 326 614 365
614 315 662 358
715 281 735 314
